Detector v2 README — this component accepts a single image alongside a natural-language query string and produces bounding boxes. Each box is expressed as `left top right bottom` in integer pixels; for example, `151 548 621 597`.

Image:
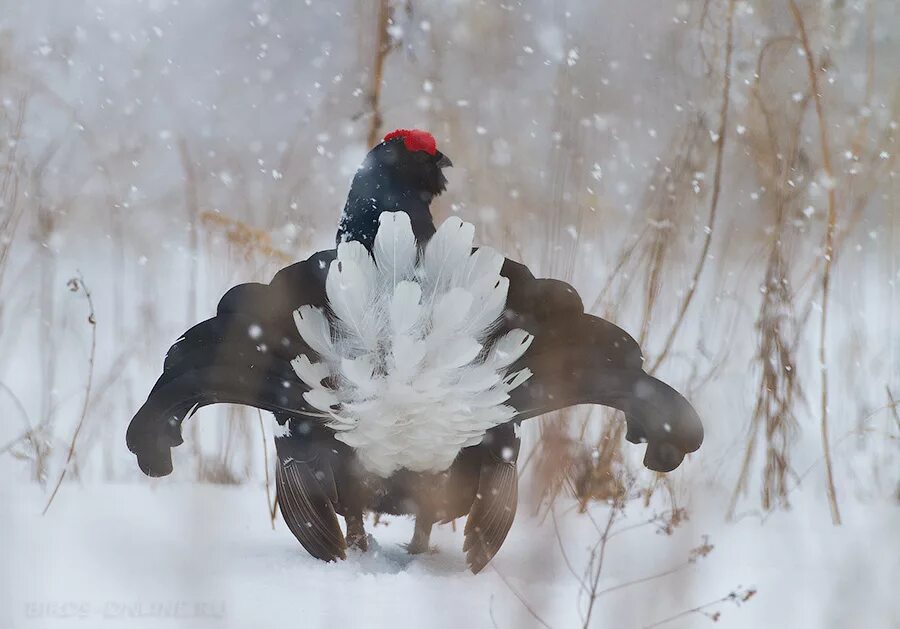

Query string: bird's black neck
335 166 437 250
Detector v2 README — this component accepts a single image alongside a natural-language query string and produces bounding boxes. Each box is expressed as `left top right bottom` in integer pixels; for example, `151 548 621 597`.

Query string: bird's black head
336 129 453 249
377 129 452 197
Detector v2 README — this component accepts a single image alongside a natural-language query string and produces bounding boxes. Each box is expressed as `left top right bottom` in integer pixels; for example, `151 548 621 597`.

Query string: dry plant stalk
490 562 555 629
200 211 293 264
530 61 617 511
366 0 392 148
0 94 28 300
595 536 713 599
42 274 97 515
729 36 809 517
527 410 626 515
635 116 712 349
648 0 736 373
643 587 756 628
178 139 201 324
732 240 804 514
789 0 842 525
887 387 900 434
579 484 706 628
581 492 624 628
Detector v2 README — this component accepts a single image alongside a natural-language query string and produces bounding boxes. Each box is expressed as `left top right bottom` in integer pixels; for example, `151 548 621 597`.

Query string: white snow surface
2 482 896 629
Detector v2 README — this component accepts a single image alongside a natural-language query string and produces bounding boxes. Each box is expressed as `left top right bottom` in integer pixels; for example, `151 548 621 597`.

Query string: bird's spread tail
293 213 533 477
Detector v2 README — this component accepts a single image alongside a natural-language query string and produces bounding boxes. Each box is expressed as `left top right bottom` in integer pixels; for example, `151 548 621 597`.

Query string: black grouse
126 128 703 572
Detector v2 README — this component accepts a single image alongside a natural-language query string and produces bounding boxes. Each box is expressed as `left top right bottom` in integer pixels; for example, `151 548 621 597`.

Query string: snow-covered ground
4 481 897 629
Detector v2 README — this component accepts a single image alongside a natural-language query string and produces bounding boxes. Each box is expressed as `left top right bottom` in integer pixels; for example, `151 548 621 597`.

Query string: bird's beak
435 152 453 168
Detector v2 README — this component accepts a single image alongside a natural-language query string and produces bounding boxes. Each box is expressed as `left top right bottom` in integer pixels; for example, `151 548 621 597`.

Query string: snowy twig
594 562 688 599
0 381 39 458
581 494 624 628
488 594 500 629
792 398 900 489
643 587 757 628
648 0 735 374
886 387 900 434
178 138 200 326
490 562 556 629
789 0 842 526
594 536 713 603
549 506 589 591
42 273 97 515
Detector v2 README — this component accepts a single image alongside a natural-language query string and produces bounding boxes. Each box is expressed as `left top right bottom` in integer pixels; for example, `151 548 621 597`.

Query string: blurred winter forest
1 1 898 628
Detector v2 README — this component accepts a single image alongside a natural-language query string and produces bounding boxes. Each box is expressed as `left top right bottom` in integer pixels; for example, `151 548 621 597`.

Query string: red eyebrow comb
383 129 437 155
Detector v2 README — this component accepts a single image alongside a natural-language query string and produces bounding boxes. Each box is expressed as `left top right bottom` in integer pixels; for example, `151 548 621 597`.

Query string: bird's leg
406 514 434 555
345 511 368 552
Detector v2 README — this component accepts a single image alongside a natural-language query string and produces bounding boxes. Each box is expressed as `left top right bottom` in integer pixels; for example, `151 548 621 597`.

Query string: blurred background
1 1 898 627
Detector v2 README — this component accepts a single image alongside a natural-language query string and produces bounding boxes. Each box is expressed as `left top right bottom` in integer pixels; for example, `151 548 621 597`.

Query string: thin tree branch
643 587 756 628
884 387 900 434
43 273 97 515
490 562 556 629
594 562 689 599
549 506 589 591
582 496 623 628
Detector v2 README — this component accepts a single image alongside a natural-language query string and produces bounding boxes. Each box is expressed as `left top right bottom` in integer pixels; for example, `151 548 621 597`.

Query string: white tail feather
420 217 474 299
373 211 417 288
340 355 378 394
326 247 376 350
427 338 482 371
292 215 532 477
466 275 510 335
293 306 336 361
338 239 378 287
485 328 534 369
389 280 422 335
431 288 473 337
391 335 426 381
291 354 329 388
303 388 338 410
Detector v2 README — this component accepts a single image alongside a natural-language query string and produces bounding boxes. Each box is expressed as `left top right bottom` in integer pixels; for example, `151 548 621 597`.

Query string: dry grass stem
789 0 842 526
648 0 735 373
366 0 393 148
42 274 97 515
491 561 556 629
643 587 757 628
201 211 293 264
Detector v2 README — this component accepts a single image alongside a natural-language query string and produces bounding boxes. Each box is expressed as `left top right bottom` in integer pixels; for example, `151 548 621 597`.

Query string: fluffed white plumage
291 212 533 477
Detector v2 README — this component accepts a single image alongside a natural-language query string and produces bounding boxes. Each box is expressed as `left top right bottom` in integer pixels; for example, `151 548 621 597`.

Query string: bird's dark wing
499 258 704 472
126 250 337 477
463 423 519 573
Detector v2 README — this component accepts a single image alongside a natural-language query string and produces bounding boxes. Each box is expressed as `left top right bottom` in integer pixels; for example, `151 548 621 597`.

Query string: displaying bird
126 128 703 573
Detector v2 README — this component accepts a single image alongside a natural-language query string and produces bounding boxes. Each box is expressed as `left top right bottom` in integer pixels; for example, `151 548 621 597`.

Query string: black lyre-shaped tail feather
500 259 704 472
125 251 336 477
276 457 346 562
